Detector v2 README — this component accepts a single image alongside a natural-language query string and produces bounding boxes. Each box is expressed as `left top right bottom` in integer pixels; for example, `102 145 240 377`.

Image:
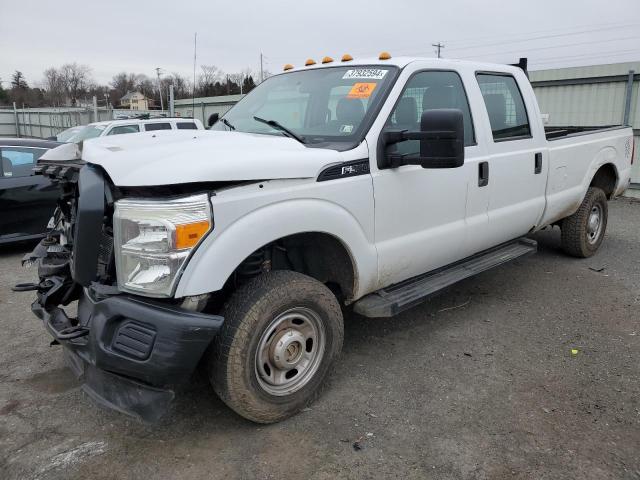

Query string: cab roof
277 56 525 77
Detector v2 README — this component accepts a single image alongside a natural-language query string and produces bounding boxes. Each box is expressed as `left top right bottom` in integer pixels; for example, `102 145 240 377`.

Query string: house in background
119 91 154 110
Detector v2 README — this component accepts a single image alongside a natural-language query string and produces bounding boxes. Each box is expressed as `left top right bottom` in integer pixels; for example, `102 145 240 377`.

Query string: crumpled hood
45 130 342 186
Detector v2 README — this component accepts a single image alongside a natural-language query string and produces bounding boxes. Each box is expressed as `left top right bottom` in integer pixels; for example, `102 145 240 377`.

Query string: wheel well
228 232 356 303
590 164 617 199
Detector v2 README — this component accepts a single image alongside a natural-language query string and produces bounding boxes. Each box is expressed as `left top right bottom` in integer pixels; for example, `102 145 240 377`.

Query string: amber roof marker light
283 64 294 71
305 59 316 66
322 56 334 64
379 51 392 60
341 54 353 62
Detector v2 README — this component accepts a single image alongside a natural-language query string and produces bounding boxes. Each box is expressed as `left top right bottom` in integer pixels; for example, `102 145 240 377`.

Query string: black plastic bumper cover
32 290 223 422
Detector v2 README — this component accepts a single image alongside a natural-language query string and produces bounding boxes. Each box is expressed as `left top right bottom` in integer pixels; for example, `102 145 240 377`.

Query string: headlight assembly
113 194 212 297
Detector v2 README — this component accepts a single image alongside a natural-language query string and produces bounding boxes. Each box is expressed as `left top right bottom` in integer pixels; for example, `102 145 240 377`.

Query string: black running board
353 238 537 318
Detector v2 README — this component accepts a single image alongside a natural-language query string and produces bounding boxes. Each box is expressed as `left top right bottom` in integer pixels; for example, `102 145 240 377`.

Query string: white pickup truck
23 55 634 423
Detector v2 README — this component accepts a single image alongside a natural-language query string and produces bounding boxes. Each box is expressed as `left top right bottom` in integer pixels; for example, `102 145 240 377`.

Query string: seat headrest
395 97 417 126
336 98 365 124
422 86 454 111
483 93 507 130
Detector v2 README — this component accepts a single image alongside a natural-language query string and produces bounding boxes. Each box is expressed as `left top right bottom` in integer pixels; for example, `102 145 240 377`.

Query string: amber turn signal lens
341 54 353 62
305 58 316 66
283 64 294 71
379 51 391 60
175 220 210 249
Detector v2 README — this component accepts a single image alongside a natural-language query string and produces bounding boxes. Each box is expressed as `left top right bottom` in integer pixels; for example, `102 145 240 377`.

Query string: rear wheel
210 271 343 423
561 187 608 258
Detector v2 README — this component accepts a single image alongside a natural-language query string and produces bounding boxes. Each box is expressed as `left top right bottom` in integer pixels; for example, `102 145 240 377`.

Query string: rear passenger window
107 125 140 136
176 122 197 130
144 123 172 131
476 73 531 141
386 71 475 151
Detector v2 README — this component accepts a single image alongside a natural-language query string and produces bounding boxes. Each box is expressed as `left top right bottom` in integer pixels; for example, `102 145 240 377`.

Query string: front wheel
209 271 343 423
561 187 608 258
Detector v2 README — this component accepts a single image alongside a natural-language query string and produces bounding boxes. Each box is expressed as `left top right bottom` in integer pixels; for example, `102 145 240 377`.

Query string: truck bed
545 125 627 140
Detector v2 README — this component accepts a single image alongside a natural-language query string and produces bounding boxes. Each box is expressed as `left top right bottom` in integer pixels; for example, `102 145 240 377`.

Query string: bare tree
198 65 220 96
43 68 67 105
110 72 137 101
59 63 92 106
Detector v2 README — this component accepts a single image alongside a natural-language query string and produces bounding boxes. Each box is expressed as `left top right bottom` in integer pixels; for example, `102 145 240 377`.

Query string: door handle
534 152 542 174
478 161 489 187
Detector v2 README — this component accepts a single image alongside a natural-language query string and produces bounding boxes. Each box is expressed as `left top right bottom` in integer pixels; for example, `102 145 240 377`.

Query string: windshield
211 65 398 148
68 124 107 143
56 126 83 142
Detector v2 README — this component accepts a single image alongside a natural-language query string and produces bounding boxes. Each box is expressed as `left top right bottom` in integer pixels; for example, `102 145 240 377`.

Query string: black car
0 138 63 244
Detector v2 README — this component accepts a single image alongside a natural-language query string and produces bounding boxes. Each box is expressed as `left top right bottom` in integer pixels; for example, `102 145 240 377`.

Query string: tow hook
12 282 40 292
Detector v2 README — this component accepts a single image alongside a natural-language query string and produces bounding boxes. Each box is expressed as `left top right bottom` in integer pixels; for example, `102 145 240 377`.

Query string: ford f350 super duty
19 54 634 423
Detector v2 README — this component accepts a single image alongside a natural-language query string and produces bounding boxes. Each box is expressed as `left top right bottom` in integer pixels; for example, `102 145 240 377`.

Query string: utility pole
192 32 197 118
260 52 264 83
432 42 444 58
155 67 164 111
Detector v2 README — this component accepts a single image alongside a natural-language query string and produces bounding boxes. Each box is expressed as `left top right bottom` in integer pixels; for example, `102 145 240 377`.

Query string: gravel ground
1 198 638 480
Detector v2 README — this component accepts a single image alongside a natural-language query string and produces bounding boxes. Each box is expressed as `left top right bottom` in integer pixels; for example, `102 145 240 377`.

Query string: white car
67 117 204 143
27 55 633 424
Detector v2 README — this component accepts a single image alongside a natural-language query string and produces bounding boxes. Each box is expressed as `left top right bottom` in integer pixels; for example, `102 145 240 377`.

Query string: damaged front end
17 158 223 422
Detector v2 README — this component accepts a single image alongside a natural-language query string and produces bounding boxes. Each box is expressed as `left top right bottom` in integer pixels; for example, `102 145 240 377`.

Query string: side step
353 238 537 318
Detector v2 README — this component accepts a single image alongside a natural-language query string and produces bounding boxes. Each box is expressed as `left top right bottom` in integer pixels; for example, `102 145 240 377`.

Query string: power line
452 35 640 60
442 21 640 49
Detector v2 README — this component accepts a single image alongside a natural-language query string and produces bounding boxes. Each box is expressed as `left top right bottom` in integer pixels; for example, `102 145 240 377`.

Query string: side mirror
46 135 57 141
207 113 219 128
383 108 465 169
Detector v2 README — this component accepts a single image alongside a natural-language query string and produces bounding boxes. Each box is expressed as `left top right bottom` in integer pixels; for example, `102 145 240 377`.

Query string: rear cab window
476 73 531 141
107 125 140 136
144 123 172 131
1 147 47 177
177 122 197 130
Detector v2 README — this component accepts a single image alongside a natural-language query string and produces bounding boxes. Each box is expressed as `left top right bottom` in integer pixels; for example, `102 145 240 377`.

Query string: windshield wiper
220 118 236 130
253 116 305 144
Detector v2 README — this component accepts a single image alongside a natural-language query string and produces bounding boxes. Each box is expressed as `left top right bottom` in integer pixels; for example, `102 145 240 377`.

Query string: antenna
192 32 197 118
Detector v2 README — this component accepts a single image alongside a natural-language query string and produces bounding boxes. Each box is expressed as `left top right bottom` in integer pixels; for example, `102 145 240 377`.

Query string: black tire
561 187 608 258
210 271 343 423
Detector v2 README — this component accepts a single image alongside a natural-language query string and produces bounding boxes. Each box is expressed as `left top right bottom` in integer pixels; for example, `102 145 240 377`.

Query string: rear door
474 72 547 246
0 146 59 240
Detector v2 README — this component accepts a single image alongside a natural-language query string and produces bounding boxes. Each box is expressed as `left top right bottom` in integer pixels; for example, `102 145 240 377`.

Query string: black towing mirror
383 108 465 169
207 113 219 128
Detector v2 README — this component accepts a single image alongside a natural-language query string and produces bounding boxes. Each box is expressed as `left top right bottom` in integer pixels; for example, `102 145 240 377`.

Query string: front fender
174 198 378 300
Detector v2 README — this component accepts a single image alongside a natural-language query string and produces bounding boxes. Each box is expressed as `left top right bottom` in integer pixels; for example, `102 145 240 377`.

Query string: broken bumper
32 288 223 422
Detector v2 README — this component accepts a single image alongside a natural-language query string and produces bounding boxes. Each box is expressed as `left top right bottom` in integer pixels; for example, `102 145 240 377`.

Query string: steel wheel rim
255 307 326 396
586 204 603 244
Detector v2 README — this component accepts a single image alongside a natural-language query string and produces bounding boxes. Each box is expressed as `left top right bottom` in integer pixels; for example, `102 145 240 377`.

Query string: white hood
44 130 342 186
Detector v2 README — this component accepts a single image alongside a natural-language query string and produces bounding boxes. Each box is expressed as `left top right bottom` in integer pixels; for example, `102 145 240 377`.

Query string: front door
0 146 58 240
370 69 484 287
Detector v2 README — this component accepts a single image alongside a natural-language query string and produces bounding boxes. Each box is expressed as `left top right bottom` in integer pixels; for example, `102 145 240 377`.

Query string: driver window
0 148 45 178
386 71 475 156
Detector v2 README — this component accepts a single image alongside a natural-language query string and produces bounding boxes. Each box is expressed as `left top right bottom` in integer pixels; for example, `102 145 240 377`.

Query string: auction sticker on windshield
342 69 388 80
347 82 377 99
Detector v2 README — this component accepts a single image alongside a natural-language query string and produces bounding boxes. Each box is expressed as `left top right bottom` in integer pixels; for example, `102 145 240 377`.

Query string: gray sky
1 0 639 88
